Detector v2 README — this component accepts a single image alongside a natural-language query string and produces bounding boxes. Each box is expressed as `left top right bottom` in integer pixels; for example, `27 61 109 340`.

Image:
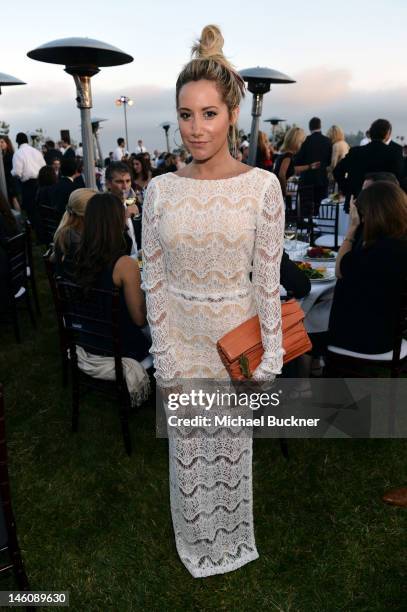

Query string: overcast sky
1 0 407 153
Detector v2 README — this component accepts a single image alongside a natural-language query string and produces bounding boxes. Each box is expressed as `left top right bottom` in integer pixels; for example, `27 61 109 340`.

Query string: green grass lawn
0 247 406 611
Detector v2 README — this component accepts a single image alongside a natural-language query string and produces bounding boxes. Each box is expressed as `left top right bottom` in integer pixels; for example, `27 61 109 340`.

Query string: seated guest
0 192 22 240
274 127 306 197
75 193 150 362
53 188 97 280
104 161 139 255
50 158 80 223
0 193 22 310
36 165 59 206
328 181 407 355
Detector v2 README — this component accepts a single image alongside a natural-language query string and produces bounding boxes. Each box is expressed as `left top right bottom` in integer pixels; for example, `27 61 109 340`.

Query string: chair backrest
3 232 28 294
313 201 340 248
39 205 59 246
297 185 315 219
55 278 124 382
391 276 407 375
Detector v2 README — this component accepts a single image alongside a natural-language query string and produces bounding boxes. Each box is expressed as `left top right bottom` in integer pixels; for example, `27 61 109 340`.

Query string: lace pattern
142 168 285 577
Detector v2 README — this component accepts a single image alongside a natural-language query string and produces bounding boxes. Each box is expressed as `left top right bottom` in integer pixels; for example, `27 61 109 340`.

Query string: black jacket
50 177 78 223
328 237 407 354
294 132 332 186
333 140 404 205
280 250 311 298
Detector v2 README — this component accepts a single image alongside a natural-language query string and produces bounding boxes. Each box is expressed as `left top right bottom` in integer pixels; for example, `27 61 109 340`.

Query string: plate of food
296 262 336 282
304 247 336 261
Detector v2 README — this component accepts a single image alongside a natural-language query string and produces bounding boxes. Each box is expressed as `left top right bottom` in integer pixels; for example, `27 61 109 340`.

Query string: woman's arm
294 161 321 175
335 197 361 279
278 157 291 196
113 256 146 326
141 180 180 387
252 175 285 380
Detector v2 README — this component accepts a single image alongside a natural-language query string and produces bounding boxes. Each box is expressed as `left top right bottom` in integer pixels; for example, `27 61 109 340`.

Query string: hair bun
192 24 225 61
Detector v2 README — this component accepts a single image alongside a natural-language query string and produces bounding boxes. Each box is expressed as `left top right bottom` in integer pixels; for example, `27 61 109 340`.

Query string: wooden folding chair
0 385 34 610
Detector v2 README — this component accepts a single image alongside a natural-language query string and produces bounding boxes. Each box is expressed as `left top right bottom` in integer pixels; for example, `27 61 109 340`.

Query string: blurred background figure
274 126 306 198
0 135 20 212
255 130 274 170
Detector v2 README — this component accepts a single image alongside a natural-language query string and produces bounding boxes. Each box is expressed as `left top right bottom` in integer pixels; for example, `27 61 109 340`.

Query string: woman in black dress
75 193 150 362
328 181 407 355
274 127 305 197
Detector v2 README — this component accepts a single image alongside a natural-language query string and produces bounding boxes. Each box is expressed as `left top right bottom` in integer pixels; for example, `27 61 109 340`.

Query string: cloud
2 66 407 153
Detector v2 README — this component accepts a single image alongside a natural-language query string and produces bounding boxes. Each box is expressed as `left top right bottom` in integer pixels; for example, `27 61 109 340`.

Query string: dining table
283 239 337 333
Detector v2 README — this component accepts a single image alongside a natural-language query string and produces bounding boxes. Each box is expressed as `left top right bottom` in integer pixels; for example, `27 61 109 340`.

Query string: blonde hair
176 24 245 155
281 127 306 153
326 125 345 144
54 188 97 255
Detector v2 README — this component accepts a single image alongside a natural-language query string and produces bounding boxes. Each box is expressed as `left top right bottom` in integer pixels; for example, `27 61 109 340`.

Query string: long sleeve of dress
251 175 285 380
141 180 180 387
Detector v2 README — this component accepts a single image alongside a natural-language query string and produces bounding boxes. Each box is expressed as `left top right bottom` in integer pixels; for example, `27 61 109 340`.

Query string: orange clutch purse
216 299 312 380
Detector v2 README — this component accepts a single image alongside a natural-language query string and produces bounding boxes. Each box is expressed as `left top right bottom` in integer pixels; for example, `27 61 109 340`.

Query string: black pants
21 179 39 230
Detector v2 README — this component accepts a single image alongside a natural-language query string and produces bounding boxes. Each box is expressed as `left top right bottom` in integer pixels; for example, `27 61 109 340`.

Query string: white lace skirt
167 400 259 578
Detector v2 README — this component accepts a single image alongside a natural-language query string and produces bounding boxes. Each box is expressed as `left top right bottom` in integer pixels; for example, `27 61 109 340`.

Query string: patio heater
27 37 133 189
0 72 26 199
239 67 295 167
264 117 286 146
159 122 173 152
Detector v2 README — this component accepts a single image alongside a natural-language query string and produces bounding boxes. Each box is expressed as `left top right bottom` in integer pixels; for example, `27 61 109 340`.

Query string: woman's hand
349 196 361 230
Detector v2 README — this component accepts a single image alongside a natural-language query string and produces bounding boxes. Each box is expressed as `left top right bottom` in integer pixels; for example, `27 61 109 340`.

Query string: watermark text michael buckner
167 413 320 428
156 378 407 438
166 389 281 411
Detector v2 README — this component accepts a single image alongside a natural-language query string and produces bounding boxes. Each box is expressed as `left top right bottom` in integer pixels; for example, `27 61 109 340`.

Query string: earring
173 128 183 149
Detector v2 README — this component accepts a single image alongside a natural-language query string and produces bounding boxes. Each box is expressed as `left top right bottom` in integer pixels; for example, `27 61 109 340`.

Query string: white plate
310 270 336 283
304 255 336 262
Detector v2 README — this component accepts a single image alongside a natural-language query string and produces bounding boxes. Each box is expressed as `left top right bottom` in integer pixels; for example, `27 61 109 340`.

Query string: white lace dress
142 167 285 577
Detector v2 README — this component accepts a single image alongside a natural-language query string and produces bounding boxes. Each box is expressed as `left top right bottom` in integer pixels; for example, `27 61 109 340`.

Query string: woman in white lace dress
142 25 285 577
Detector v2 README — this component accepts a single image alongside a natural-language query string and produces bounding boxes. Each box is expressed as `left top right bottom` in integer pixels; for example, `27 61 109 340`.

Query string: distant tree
0 121 10 135
345 130 364 147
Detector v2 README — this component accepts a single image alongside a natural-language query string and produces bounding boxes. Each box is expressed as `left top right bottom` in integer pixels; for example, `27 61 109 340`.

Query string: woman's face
0 139 7 151
133 159 142 174
177 79 238 162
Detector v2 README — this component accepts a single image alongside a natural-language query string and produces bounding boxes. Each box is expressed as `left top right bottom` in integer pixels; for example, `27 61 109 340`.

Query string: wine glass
284 221 297 251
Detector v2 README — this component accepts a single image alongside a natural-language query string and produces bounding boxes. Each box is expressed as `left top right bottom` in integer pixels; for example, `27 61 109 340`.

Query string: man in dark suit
294 117 332 213
61 138 76 160
50 158 80 223
334 118 405 211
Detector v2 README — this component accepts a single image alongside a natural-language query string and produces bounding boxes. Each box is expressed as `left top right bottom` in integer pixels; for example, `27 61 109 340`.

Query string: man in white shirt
135 139 147 154
11 132 45 228
113 137 128 161
104 162 139 255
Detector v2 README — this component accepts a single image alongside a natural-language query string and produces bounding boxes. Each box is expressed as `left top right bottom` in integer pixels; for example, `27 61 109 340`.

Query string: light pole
239 67 295 167
115 96 133 152
159 121 174 152
264 117 285 147
28 37 133 189
0 72 25 199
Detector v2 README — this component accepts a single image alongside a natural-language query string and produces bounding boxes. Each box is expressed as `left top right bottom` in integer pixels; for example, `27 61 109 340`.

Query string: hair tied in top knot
192 24 224 61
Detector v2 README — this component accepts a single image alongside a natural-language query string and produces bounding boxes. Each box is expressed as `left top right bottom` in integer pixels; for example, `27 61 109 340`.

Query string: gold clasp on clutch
239 354 252 378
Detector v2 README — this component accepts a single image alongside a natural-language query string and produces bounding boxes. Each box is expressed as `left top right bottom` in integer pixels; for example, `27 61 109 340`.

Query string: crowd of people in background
2 116 407 364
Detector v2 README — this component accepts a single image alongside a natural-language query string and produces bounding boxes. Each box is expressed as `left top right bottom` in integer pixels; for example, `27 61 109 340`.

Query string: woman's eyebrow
177 106 219 111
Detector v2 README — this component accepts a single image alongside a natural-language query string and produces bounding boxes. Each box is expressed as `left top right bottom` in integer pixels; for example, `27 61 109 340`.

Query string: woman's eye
204 111 217 118
179 112 190 120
